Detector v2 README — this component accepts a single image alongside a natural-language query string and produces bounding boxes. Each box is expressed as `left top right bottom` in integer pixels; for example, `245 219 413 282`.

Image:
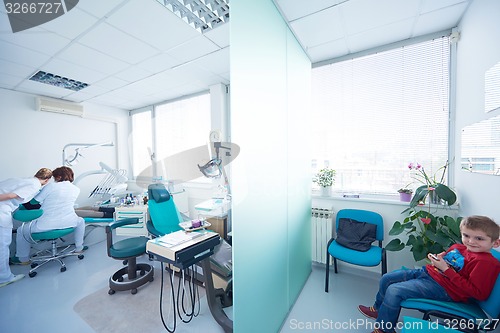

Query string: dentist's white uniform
16 180 85 262
0 177 41 283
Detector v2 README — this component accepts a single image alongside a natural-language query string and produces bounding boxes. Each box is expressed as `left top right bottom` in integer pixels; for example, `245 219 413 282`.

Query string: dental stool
29 227 84 277
13 209 84 278
106 218 154 295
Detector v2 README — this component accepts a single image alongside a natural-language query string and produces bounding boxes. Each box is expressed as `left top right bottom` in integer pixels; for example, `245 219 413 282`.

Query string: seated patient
358 215 500 333
12 166 86 264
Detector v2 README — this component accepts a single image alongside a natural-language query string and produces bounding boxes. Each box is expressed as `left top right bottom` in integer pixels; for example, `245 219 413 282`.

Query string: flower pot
320 186 332 197
399 192 412 202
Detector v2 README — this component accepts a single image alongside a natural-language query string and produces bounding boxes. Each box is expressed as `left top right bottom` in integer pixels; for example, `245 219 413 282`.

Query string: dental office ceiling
0 0 470 111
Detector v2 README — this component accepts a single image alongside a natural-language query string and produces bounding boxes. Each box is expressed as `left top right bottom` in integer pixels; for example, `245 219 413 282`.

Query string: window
311 37 450 195
131 93 211 180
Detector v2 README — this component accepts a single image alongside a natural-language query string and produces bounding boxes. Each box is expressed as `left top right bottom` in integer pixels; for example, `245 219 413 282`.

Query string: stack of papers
153 230 205 248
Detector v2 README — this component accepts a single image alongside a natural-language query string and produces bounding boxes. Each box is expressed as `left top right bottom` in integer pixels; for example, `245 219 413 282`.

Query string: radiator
311 207 334 264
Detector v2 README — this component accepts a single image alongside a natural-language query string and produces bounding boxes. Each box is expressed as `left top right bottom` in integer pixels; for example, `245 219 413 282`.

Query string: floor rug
73 269 226 333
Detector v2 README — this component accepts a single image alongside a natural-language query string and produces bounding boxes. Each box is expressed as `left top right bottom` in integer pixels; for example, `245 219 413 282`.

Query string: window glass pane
311 37 450 195
155 93 211 159
131 111 152 178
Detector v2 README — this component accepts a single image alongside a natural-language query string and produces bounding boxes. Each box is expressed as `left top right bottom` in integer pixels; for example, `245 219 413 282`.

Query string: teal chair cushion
402 316 460 332
328 240 383 266
32 227 75 241
109 236 149 259
13 209 43 222
401 298 487 320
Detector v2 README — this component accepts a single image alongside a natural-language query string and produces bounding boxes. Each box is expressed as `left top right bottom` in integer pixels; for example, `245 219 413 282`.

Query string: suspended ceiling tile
75 0 128 19
204 23 230 48
39 8 98 40
136 52 181 73
93 76 130 91
190 47 229 76
16 79 70 98
56 42 129 75
308 38 349 64
113 65 153 83
0 72 24 88
166 35 220 64
347 19 414 54
290 5 343 48
413 3 470 36
0 39 51 68
275 0 346 22
340 0 420 36
41 57 108 84
0 58 37 78
105 0 200 52
420 0 470 13
78 22 160 65
0 29 71 56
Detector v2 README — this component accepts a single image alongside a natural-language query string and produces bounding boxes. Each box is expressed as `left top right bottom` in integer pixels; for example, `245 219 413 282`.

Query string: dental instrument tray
179 219 211 232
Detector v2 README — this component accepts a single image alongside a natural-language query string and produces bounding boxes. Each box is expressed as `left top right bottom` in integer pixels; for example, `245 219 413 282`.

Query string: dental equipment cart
146 230 233 333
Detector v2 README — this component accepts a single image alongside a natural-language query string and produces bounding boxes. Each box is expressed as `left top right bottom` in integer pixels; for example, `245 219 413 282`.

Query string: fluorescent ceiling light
29 70 89 91
156 0 229 33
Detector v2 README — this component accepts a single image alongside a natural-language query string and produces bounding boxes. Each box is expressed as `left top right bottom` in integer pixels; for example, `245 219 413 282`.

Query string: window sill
312 192 459 211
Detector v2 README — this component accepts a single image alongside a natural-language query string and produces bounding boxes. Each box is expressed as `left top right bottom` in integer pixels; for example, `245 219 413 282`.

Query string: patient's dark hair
460 215 500 241
34 168 52 180
52 166 74 183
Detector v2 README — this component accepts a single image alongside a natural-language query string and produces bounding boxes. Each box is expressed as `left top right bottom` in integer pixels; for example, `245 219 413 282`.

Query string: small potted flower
313 168 336 196
397 188 413 202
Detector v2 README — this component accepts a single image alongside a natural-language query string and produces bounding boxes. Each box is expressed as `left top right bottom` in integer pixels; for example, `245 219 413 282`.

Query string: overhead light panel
29 70 89 91
156 0 229 33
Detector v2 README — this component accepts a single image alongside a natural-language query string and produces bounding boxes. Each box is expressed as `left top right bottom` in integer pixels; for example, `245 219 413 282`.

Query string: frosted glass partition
231 0 312 332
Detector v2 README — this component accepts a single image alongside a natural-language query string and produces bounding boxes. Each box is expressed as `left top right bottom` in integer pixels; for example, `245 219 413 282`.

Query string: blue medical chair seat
327 241 384 266
401 250 500 333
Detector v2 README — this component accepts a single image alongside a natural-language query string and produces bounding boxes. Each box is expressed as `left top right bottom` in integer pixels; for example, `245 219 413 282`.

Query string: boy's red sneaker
358 305 378 320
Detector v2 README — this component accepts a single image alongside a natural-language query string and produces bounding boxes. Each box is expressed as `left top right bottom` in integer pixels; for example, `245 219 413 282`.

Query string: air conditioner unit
35 97 84 117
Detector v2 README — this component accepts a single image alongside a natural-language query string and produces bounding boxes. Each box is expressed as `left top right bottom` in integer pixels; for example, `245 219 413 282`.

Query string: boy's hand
428 253 449 272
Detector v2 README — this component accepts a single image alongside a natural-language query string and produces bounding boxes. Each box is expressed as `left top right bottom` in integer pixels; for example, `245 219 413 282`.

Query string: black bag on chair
335 218 377 252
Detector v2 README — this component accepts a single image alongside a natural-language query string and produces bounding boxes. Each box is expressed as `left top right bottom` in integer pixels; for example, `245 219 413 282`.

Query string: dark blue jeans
374 267 453 332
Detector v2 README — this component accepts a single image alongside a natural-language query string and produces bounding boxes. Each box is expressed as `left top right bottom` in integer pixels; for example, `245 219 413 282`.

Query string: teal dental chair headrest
148 183 171 203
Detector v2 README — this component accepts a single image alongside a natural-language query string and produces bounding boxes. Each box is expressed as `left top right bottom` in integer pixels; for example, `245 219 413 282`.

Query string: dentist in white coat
13 166 86 265
0 168 52 287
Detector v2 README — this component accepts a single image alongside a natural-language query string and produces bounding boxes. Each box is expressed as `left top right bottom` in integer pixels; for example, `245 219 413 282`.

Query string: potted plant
313 168 336 196
397 188 413 202
385 211 462 262
406 161 457 210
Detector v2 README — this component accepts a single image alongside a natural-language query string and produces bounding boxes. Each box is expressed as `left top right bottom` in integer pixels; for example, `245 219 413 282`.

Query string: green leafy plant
405 161 457 211
385 211 462 261
313 168 336 187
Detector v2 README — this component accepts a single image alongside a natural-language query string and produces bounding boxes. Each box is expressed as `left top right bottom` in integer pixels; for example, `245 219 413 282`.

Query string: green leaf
385 239 405 251
434 183 457 205
409 185 428 208
389 221 404 235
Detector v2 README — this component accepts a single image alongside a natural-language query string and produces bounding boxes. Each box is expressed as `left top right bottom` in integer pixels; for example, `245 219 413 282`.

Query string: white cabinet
114 205 149 236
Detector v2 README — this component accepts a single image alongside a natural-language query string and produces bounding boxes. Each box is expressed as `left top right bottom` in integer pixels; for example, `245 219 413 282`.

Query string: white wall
454 0 500 221
0 88 129 207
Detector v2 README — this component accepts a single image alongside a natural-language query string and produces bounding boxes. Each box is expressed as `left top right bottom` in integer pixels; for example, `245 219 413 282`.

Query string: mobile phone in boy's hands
429 253 439 260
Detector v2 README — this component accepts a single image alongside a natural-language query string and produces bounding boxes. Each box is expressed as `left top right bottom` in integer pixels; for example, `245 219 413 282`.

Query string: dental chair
147 183 233 307
147 183 184 237
13 207 84 278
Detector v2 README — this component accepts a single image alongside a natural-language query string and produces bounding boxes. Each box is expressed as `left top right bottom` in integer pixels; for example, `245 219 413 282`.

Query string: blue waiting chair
325 209 386 292
401 250 500 333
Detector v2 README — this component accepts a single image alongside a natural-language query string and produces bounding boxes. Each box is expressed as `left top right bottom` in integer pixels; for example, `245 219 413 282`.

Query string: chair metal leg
325 252 330 292
333 258 338 274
